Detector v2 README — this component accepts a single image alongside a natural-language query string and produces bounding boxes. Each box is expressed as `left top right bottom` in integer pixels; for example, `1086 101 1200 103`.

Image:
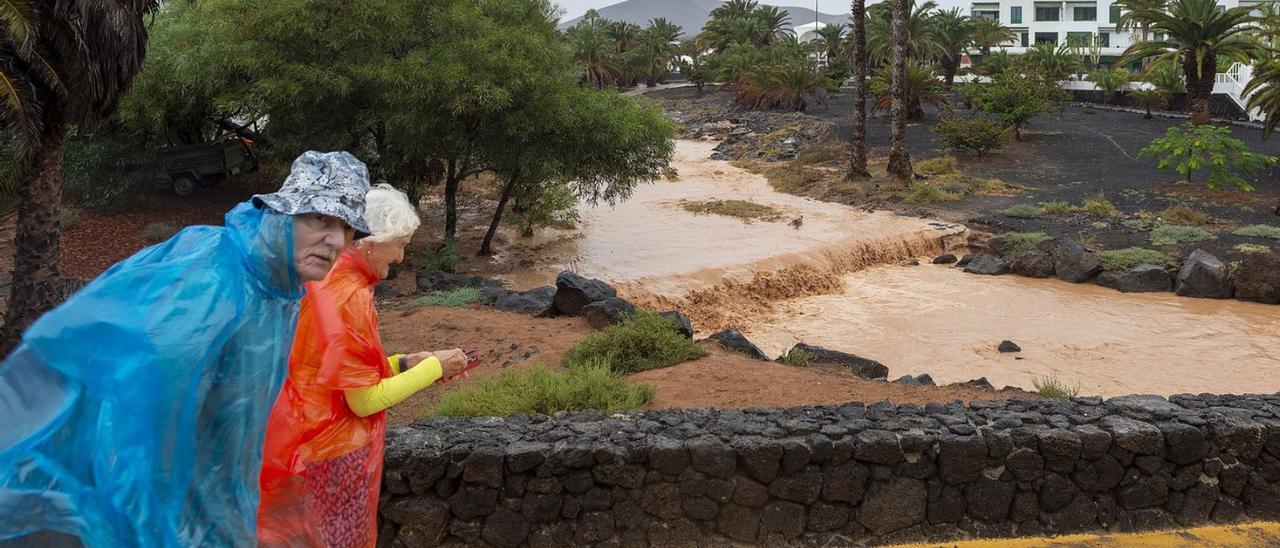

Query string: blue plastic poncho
0 201 306 547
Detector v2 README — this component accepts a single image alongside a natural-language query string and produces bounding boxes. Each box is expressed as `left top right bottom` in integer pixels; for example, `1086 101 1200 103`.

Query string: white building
968 0 1268 59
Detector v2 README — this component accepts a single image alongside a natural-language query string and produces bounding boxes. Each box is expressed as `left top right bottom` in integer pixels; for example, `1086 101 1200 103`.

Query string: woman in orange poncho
257 184 469 547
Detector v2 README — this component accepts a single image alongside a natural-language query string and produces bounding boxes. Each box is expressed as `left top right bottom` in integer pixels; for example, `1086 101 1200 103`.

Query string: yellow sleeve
387 354 403 376
343 357 443 418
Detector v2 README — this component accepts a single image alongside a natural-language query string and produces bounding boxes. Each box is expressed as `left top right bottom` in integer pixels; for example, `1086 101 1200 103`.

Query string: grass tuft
1150 225 1214 246
1233 224 1280 240
1079 193 1121 218
1041 201 1075 215
960 176 1022 196
1100 247 1174 271
903 183 963 204
915 156 959 175
681 199 784 222
1001 204 1043 219
1033 375 1080 400
1234 243 1273 254
414 287 482 308
997 232 1052 258
1159 205 1211 226
141 223 179 244
781 347 811 367
564 311 707 375
793 140 846 165
429 359 654 417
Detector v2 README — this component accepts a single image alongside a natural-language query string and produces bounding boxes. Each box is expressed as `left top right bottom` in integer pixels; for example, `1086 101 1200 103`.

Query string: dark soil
649 86 1280 264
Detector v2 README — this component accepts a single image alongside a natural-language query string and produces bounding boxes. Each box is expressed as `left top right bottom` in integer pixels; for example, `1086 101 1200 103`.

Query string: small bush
764 163 827 194
413 287 481 308
794 140 845 165
1233 224 1280 240
1079 193 1120 217
1150 225 1214 246
1041 201 1075 215
781 347 811 367
1160 205 1211 226
1100 247 1174 271
419 239 463 273
1002 204 1043 219
681 199 784 222
935 117 1009 156
564 311 707 375
997 232 1052 257
903 183 963 204
59 207 81 230
1234 243 1273 254
961 176 1021 196
430 359 655 417
140 223 179 244
662 166 680 181
1139 123 1277 191
1033 375 1080 400
915 156 959 175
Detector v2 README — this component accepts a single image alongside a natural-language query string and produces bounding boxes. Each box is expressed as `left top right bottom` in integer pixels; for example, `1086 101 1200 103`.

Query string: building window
973 9 999 19
1034 32 1058 44
1110 4 1122 22
1066 32 1093 47
1035 6 1061 21
1020 32 1029 47
1011 6 1023 23
1099 32 1110 47
1074 6 1097 21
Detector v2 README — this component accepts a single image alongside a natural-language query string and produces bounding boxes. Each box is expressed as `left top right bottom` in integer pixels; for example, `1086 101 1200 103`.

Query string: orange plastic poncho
258 247 389 547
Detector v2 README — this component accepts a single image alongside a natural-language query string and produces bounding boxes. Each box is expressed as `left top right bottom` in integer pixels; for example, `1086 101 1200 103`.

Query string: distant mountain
558 0 848 37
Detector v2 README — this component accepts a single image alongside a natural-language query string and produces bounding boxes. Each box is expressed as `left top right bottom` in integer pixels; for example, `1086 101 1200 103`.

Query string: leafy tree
1089 67 1132 104
967 68 1066 140
0 1 161 348
971 18 1016 56
1139 123 1277 190
931 8 975 89
871 60 945 120
1118 0 1261 124
675 39 712 94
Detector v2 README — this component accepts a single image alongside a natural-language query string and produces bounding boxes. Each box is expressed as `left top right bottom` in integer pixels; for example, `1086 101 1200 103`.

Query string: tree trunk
444 159 460 240
1185 53 1215 125
943 55 957 90
885 0 913 188
479 169 520 256
847 0 870 180
1 123 68 354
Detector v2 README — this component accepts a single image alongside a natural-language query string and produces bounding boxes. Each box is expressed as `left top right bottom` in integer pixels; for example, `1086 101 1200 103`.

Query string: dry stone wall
379 394 1280 547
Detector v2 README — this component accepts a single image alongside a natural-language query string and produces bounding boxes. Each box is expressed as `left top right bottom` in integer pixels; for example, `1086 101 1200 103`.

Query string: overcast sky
553 0 970 21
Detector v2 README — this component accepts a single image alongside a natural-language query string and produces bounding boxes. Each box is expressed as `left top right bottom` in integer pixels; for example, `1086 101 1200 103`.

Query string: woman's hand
404 349 468 378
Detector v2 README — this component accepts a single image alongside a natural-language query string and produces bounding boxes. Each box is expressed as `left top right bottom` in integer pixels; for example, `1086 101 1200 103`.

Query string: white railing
1214 62 1264 121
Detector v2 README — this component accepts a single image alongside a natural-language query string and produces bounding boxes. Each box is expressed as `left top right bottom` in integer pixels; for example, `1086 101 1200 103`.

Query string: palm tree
848 0 870 179
1024 41 1084 81
761 63 831 111
971 18 1016 57
676 39 710 94
814 23 847 64
1118 0 1261 124
606 21 643 54
886 0 914 187
1246 57 1280 137
931 8 976 89
1131 88 1162 118
1114 0 1169 70
569 13 621 89
1089 66 1131 104
754 5 794 45
1143 59 1185 108
711 0 760 21
0 1 162 350
873 61 946 119
866 0 941 67
976 49 1020 76
635 18 682 86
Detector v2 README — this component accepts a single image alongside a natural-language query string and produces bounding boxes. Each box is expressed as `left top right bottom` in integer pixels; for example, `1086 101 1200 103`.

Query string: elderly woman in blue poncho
0 151 372 547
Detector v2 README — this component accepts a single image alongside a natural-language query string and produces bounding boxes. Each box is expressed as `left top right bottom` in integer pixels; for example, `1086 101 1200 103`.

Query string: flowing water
491 140 1280 396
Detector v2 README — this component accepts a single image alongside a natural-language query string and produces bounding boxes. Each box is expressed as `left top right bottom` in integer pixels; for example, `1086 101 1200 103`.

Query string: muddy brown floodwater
742 264 1280 397
491 139 1280 397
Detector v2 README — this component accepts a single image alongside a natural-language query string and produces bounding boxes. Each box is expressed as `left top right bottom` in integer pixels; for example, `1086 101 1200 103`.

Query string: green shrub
564 311 706 375
997 232 1052 257
1234 243 1273 254
781 347 811 367
430 359 655 417
1150 225 1214 246
915 156 959 175
935 117 1009 157
1033 375 1080 400
1001 204 1043 219
1139 123 1277 192
59 207 81 230
1079 193 1120 217
1041 201 1075 215
1160 205 1211 226
1233 224 1280 240
903 183 963 204
413 287 481 308
140 223 179 244
419 239 463 273
1100 247 1174 271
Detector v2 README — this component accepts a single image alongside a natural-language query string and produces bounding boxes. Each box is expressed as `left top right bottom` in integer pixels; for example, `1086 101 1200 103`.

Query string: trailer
158 138 253 196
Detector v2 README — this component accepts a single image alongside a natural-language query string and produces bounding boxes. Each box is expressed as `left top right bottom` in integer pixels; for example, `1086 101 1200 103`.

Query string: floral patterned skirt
304 444 376 548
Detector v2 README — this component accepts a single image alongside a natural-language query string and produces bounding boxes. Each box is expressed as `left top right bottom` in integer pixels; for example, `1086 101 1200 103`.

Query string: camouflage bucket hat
253 151 373 237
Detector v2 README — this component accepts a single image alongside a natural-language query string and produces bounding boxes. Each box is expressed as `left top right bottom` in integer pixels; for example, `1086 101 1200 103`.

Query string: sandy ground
377 304 1032 426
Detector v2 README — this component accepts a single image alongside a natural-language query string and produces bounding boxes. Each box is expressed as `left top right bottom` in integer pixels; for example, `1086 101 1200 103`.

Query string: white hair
361 184 421 242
